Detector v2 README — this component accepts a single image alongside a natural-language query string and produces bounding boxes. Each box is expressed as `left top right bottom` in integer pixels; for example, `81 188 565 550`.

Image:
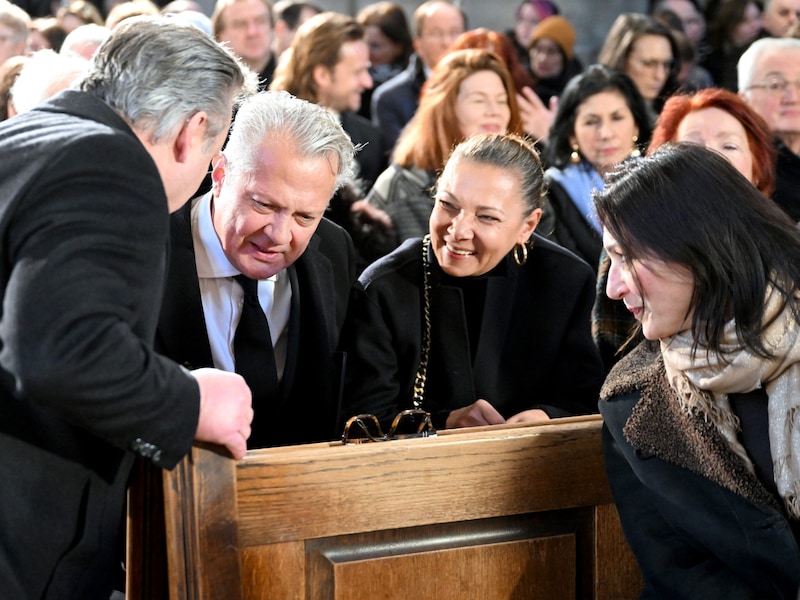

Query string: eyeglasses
631 57 674 73
746 77 800 96
341 409 436 444
420 29 462 42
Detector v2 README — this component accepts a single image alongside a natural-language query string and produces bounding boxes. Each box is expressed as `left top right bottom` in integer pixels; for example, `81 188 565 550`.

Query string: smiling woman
595 142 800 598
339 132 604 433
539 64 652 269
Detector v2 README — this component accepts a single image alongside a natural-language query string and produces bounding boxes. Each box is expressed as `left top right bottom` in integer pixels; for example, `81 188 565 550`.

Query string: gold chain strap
412 234 432 409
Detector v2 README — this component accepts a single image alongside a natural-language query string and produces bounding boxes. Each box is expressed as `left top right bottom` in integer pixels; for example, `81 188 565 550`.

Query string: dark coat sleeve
600 393 800 599
541 177 603 270
0 131 199 469
338 241 422 428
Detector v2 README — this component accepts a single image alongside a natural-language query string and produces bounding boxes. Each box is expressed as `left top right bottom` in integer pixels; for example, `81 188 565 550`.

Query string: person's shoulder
358 237 421 288
372 64 416 102
315 216 349 241
530 232 594 273
340 111 381 141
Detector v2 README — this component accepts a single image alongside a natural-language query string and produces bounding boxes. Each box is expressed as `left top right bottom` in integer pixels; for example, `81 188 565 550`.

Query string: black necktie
233 274 279 406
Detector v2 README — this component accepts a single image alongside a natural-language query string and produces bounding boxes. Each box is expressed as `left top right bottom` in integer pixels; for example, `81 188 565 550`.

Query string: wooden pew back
134 416 643 599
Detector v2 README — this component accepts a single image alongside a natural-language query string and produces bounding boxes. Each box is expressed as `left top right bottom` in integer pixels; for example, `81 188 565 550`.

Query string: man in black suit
0 18 256 599
156 91 358 448
739 37 800 221
212 0 277 90
370 0 467 154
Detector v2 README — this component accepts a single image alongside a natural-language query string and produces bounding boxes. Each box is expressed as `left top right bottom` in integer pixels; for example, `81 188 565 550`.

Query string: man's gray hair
80 16 258 147
223 90 356 191
738 37 800 93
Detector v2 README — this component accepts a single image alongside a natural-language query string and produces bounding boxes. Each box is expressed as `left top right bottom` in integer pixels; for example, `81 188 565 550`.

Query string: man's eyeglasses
342 409 436 444
747 77 800 96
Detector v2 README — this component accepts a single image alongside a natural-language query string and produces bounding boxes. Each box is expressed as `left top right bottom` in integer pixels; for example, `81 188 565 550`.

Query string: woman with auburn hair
651 86 775 196
448 27 562 143
448 27 536 93
364 48 523 245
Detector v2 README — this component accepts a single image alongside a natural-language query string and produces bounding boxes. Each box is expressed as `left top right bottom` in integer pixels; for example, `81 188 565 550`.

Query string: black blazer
156 199 357 447
339 235 604 429
0 91 200 598
370 53 427 155
340 110 386 191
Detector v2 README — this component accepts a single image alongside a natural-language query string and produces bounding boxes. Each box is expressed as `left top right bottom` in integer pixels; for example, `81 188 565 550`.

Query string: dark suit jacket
370 53 427 155
773 139 800 223
0 91 199 598
339 235 604 429
156 199 357 447
340 110 385 192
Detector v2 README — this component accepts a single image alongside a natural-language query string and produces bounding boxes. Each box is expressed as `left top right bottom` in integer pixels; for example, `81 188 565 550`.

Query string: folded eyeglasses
341 409 437 444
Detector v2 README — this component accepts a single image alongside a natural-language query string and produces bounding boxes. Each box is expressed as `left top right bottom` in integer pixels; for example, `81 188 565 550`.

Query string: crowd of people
1 0 800 597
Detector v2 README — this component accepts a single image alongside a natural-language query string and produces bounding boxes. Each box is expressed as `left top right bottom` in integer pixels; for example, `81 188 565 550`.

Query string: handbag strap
413 234 432 409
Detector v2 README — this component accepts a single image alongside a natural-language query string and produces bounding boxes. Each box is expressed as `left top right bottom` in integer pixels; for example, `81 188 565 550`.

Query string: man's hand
445 399 506 429
192 368 254 459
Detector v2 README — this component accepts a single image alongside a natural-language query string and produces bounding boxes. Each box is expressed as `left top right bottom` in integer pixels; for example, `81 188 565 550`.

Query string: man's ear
312 63 331 90
174 111 208 164
211 153 228 196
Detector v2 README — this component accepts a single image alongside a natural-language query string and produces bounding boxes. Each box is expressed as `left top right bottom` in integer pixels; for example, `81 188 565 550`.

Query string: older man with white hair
739 36 800 221
760 0 800 37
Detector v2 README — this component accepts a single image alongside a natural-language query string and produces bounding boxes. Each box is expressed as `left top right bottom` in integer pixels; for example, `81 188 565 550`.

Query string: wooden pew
129 415 643 599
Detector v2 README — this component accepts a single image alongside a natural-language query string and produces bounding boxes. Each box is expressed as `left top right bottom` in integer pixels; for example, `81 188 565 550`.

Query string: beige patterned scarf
661 285 800 518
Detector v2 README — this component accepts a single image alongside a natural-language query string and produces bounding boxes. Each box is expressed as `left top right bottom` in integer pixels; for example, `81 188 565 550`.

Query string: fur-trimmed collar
601 341 778 509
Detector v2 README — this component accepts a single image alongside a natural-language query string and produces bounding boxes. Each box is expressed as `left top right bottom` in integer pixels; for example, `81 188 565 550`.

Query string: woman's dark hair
594 143 800 358
543 64 653 169
356 1 413 67
707 0 763 50
597 13 680 113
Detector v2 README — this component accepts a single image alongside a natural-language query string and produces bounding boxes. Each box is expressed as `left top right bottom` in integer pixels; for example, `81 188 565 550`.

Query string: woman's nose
448 212 473 239
605 258 628 300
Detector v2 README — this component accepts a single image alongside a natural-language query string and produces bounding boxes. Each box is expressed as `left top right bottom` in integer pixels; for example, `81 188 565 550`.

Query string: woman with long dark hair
597 143 800 597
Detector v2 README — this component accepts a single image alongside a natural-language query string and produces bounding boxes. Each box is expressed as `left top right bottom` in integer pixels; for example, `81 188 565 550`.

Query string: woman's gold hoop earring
513 242 528 266
570 144 581 164
630 135 641 158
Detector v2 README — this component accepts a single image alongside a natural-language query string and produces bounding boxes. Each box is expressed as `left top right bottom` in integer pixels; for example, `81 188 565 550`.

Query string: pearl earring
630 135 641 158
570 144 580 164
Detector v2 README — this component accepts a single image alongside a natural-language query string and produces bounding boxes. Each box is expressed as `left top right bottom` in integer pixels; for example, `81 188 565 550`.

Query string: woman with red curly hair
650 86 775 197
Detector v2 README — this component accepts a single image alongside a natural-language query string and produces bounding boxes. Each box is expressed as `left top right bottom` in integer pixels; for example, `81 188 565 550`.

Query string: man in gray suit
0 17 256 598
